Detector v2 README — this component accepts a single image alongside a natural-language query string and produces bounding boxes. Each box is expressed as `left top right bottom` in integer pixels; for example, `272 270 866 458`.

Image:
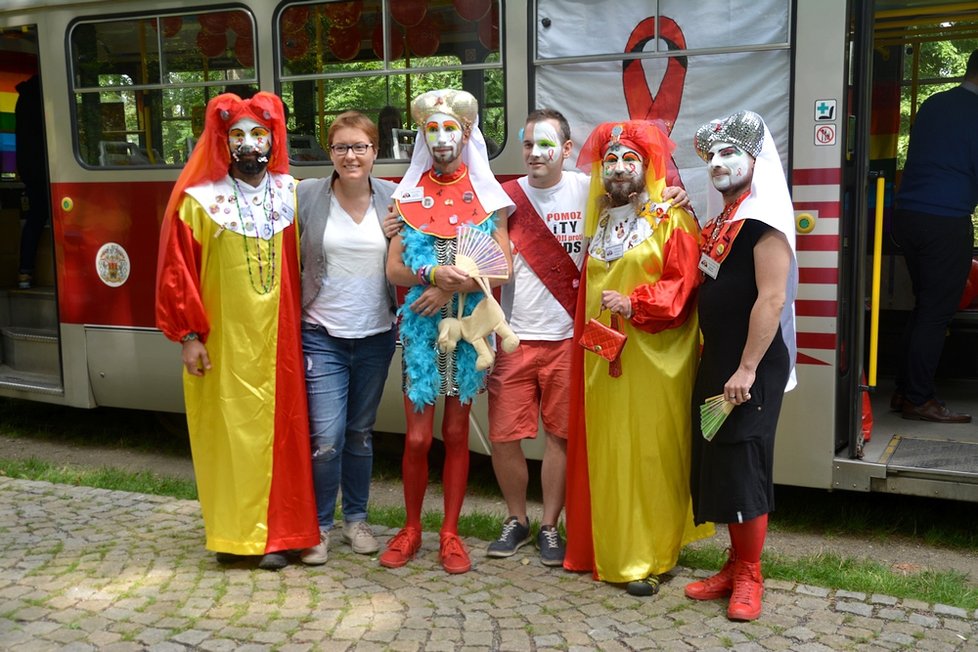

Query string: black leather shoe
902 399 971 424
215 552 243 564
890 391 905 412
625 575 660 597
258 552 289 570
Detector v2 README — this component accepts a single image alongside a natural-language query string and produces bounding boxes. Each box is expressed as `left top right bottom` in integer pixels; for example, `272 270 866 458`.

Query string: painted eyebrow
536 139 558 147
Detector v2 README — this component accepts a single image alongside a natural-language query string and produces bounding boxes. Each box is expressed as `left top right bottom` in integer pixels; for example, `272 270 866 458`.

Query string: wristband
417 266 430 286
429 266 439 287
181 332 199 343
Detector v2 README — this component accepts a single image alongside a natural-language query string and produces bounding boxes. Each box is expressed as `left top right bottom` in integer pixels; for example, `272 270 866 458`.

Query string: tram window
277 0 504 163
69 10 257 169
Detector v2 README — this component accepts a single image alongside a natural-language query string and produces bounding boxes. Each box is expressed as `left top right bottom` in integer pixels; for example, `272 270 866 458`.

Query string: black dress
690 219 790 525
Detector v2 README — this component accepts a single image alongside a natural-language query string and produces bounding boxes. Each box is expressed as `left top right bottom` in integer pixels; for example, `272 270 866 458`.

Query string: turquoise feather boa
398 216 497 408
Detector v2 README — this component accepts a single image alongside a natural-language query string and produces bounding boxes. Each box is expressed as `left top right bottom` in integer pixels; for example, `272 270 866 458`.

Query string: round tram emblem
95 242 131 287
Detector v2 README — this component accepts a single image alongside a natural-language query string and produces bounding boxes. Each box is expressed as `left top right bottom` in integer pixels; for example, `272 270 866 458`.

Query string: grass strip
0 457 197 500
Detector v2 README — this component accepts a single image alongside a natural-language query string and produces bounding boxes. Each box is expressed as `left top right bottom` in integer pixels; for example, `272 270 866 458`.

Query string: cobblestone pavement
1 477 977 652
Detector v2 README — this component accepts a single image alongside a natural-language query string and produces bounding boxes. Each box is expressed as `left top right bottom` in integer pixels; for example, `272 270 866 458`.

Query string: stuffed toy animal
437 294 520 371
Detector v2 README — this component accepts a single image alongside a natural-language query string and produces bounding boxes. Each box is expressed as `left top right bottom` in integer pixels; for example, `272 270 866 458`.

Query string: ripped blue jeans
302 323 396 530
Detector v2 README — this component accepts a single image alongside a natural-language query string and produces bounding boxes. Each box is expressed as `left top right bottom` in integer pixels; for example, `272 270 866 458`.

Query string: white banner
535 0 792 218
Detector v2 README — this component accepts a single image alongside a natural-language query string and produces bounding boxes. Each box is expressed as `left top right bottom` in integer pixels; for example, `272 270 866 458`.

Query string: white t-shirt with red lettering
504 171 589 341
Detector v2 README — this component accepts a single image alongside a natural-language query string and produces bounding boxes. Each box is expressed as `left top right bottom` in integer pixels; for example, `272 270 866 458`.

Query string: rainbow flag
0 51 38 179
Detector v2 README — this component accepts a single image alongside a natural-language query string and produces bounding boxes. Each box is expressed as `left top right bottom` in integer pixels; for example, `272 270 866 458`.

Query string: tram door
0 24 62 399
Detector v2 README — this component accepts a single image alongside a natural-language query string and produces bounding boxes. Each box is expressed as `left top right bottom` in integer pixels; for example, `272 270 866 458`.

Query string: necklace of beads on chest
231 175 277 295
703 193 748 253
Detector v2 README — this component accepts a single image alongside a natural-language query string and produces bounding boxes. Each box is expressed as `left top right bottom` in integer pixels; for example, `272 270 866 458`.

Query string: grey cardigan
296 173 398 314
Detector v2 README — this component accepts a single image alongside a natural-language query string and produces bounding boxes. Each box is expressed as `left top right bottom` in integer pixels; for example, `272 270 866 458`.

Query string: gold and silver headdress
410 89 479 129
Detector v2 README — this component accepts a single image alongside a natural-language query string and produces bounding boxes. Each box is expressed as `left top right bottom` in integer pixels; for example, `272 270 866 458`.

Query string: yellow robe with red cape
564 204 713 583
156 173 319 555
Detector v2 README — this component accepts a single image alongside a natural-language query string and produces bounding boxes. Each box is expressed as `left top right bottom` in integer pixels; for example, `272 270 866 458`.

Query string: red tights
728 513 768 563
402 396 471 535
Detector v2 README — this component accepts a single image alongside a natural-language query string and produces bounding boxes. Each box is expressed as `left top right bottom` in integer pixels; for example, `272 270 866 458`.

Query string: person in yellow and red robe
155 92 319 570
563 120 713 595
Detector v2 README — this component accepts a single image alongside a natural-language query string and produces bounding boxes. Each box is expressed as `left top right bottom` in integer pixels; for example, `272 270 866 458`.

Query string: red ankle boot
727 559 764 621
684 550 736 600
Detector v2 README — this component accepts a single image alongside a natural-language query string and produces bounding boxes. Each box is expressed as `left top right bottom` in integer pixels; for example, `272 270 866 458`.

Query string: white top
505 171 589 340
304 197 393 338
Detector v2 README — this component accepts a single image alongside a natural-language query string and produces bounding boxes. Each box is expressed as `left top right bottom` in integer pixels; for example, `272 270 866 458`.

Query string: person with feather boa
382 89 515 574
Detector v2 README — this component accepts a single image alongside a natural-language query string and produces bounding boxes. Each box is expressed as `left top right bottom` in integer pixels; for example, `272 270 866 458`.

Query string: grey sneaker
342 520 380 554
300 529 329 565
537 525 566 567
486 516 531 557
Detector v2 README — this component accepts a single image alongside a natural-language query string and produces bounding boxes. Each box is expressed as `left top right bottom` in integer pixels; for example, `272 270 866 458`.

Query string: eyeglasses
330 143 373 155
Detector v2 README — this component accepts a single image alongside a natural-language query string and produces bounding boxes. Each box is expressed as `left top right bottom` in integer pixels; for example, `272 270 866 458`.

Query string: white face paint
424 112 465 165
228 117 272 158
707 142 753 193
522 120 566 186
602 144 645 206
601 144 644 180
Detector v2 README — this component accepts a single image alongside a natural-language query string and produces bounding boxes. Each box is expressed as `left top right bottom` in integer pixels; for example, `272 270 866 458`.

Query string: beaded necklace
231 174 277 295
701 192 748 263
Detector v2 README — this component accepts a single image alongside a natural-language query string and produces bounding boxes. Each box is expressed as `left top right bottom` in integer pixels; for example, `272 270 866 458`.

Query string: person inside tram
14 73 49 290
890 49 978 424
377 105 402 159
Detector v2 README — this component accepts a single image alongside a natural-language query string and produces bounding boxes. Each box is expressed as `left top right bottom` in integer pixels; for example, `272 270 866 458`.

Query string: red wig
575 119 678 237
576 119 675 182
162 92 289 226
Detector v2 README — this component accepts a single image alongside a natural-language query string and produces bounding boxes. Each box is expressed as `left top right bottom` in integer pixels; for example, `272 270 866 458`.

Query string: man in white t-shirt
487 109 587 565
487 109 690 566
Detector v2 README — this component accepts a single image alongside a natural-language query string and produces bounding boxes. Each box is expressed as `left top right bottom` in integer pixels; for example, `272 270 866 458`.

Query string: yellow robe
566 205 713 582
157 174 319 555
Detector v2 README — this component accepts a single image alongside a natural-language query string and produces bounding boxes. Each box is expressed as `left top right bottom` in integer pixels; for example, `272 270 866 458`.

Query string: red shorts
487 339 573 442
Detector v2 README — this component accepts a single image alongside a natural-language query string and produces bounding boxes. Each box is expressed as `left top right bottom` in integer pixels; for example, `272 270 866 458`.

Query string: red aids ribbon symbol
623 16 687 187
623 16 687 130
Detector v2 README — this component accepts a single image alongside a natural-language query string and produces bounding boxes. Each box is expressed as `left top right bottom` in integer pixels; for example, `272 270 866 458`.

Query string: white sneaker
342 520 380 554
300 529 329 565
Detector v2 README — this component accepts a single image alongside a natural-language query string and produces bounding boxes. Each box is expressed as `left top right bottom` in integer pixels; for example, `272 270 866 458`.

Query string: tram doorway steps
881 436 978 483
